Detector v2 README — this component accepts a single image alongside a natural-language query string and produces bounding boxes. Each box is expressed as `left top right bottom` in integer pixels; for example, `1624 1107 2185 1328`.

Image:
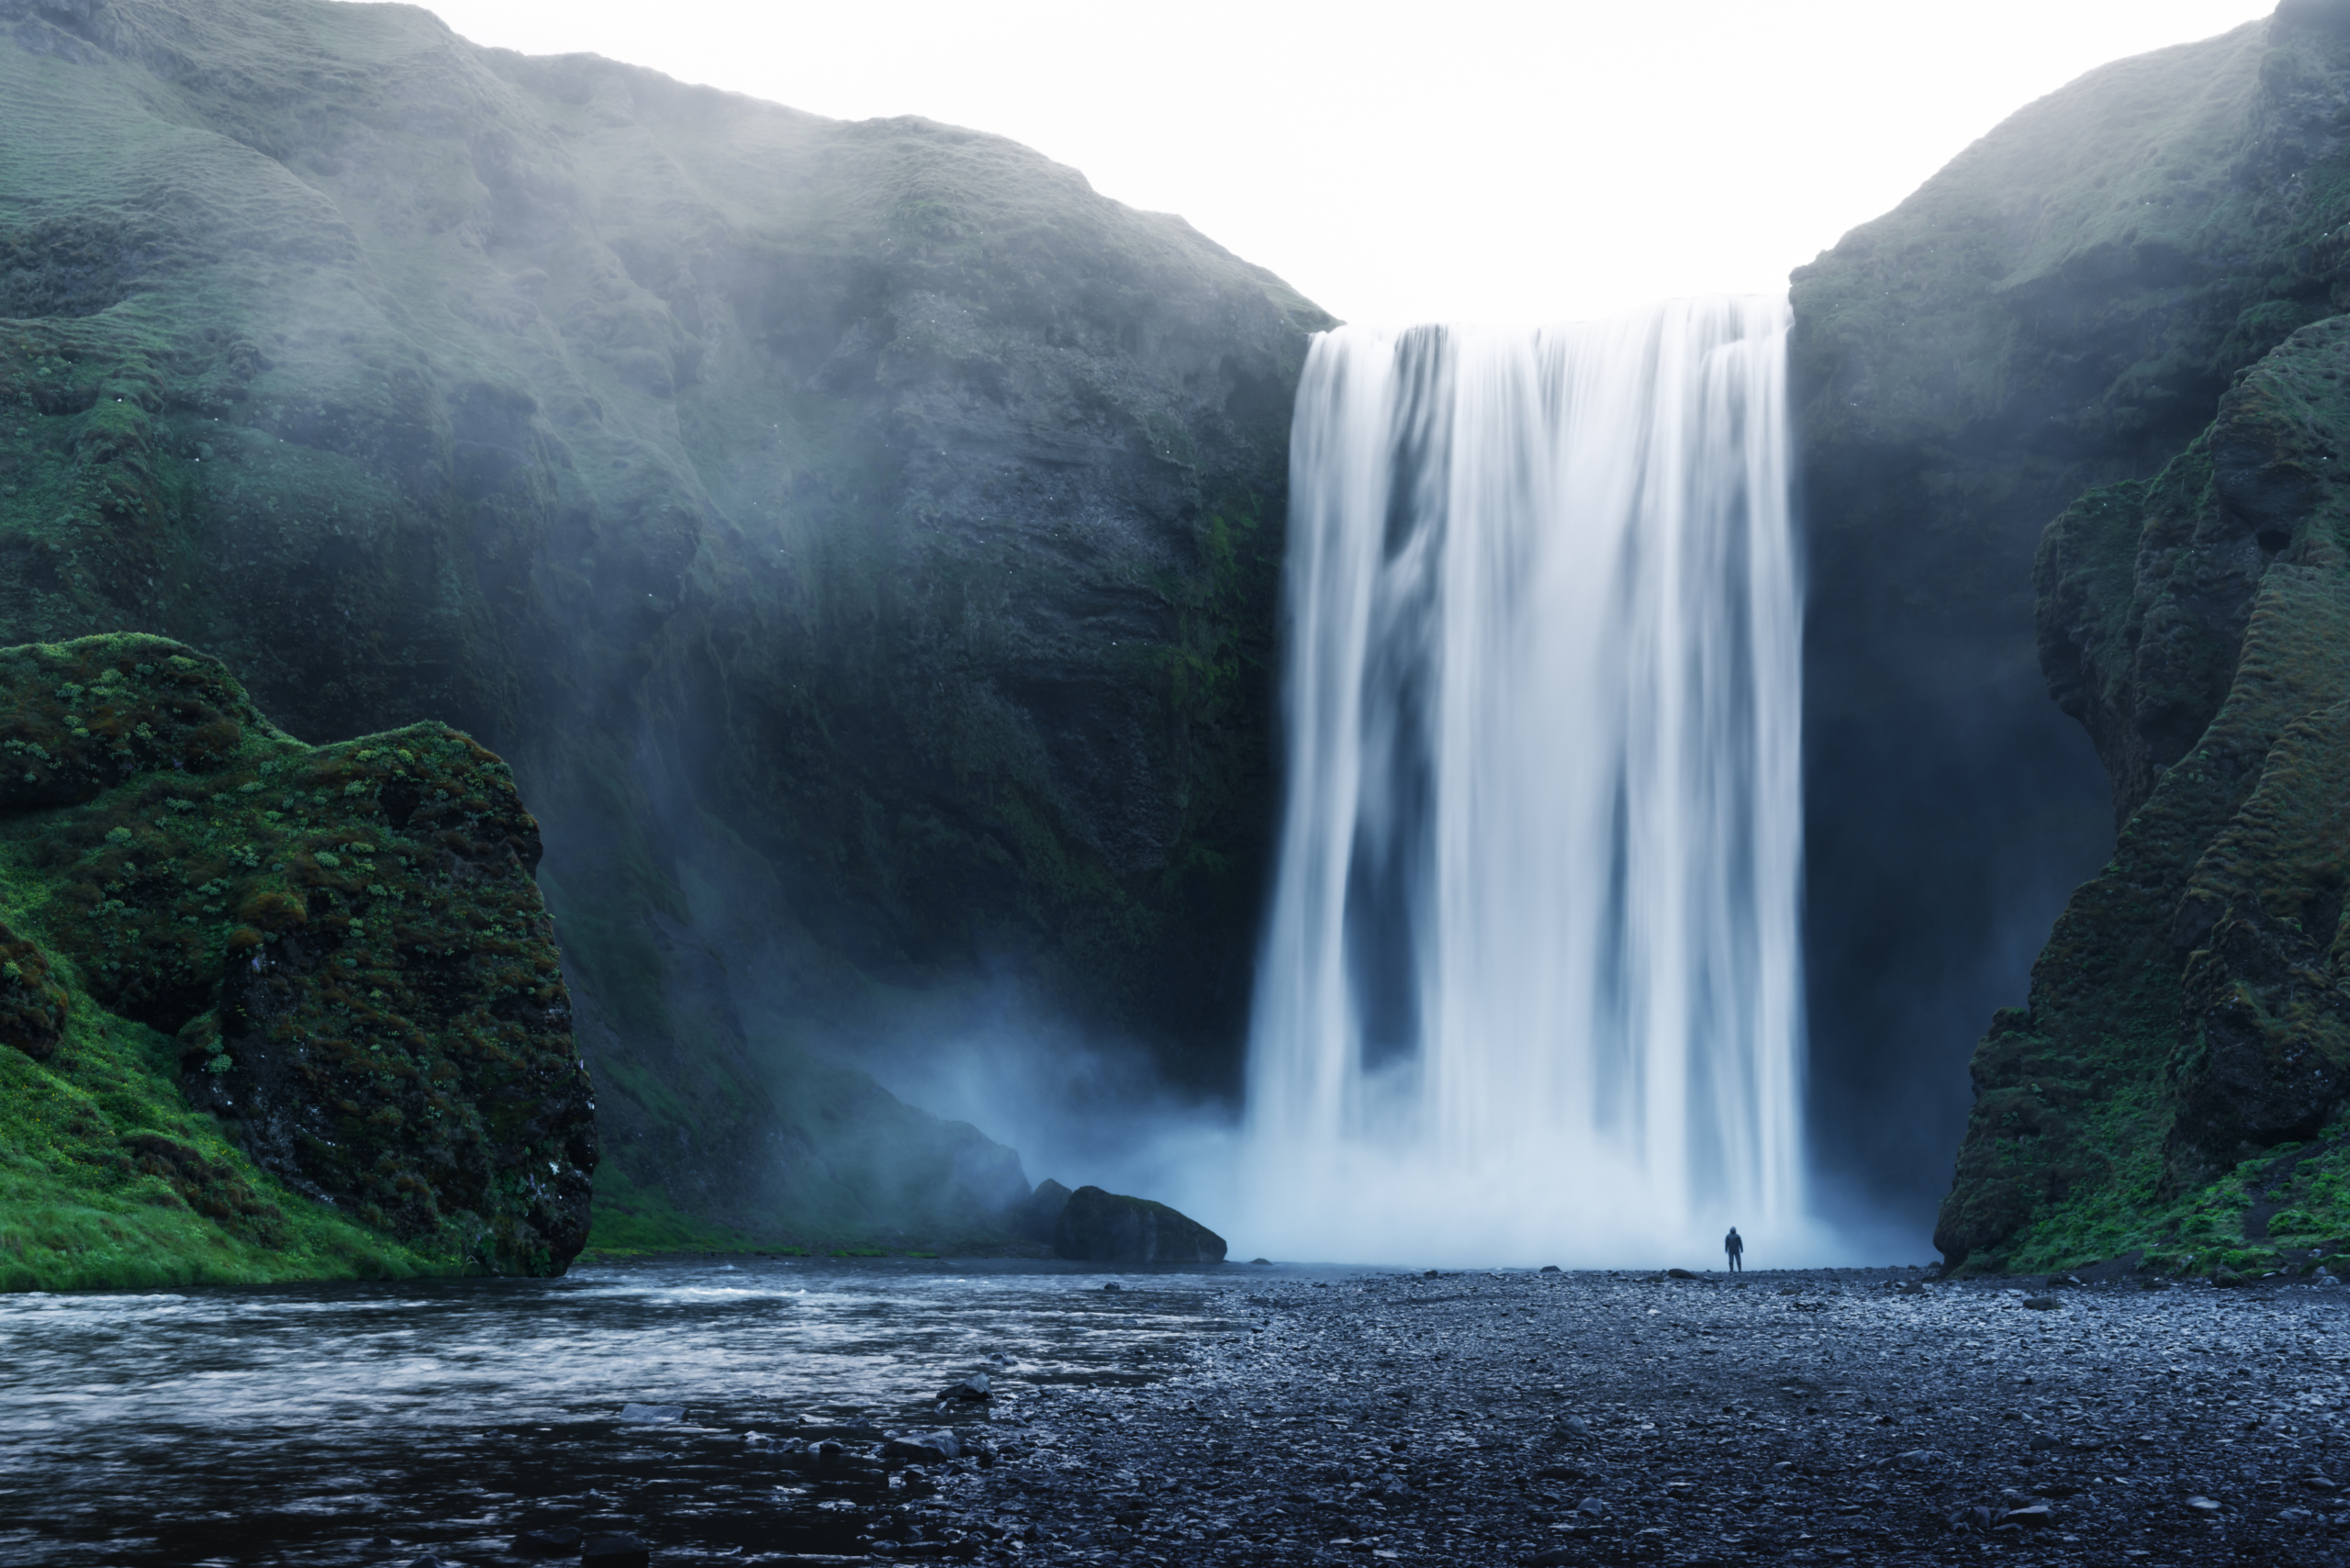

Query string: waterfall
1241 298 1806 1265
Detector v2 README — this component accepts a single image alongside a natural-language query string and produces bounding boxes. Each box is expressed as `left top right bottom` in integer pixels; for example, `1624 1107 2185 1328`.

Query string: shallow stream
0 1256 1233 1566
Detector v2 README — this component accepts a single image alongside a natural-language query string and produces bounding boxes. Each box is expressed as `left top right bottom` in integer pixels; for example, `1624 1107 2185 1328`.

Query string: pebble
883 1429 963 1463
615 1403 683 1425
938 1372 991 1402
787 1265 2350 1566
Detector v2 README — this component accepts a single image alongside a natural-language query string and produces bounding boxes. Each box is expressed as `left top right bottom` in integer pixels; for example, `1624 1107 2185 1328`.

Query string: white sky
394 0 2277 326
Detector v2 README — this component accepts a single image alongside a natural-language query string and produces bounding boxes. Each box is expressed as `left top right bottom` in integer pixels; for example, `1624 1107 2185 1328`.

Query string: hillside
0 0 1327 1245
1793 0 2350 1272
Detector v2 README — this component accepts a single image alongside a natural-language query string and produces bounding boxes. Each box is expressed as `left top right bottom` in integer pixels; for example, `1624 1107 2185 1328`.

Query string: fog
394 0 2268 327
373 0 2266 1263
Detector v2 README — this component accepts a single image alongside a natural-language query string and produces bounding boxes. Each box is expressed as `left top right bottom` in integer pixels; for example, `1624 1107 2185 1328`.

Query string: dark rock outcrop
1011 1177 1073 1245
1051 1184 1225 1263
0 0 1328 1242
0 633 596 1273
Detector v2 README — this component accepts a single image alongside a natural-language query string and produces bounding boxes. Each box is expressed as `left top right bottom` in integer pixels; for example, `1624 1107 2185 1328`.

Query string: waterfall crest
1242 299 1806 1265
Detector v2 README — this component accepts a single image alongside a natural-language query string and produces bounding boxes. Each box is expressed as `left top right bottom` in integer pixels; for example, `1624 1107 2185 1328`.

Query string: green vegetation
1785 2 2350 1277
0 633 594 1287
0 990 440 1292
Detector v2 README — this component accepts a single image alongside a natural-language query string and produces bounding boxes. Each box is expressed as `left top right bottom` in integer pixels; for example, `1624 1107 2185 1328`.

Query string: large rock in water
1011 1177 1074 1245
1052 1184 1225 1263
0 633 597 1273
1791 0 2350 1241
0 0 1328 1242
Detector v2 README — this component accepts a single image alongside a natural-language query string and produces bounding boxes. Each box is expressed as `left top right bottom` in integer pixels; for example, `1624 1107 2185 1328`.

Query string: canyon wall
1795 0 2350 1269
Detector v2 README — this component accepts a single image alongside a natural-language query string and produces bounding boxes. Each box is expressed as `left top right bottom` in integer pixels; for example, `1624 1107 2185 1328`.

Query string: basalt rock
1051 1183 1226 1263
0 917 67 1059
0 633 597 1275
1011 1177 1074 1245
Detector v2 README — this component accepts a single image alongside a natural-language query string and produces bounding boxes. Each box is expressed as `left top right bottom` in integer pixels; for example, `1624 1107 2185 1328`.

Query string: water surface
1 1256 1231 1566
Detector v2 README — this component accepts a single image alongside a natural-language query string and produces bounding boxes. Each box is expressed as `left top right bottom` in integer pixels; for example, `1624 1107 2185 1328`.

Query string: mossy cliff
1789 0 2350 1226
1793 0 2350 1271
0 632 593 1286
0 0 1326 1243
1937 311 2350 1275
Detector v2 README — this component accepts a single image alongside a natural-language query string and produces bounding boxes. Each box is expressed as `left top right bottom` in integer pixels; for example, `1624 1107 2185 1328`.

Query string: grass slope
0 991 439 1291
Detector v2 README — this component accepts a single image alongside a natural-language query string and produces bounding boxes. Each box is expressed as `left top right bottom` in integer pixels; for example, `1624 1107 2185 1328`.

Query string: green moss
580 1160 744 1255
0 633 596 1285
0 977 442 1292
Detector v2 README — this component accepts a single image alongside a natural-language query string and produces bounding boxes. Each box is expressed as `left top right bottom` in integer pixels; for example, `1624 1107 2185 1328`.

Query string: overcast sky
396 0 2277 326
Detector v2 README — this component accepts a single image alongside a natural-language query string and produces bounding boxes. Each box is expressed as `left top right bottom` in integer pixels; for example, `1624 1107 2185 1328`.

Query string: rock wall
0 0 1328 1240
1790 0 2350 1230
1792 0 2350 1271
1937 311 2350 1271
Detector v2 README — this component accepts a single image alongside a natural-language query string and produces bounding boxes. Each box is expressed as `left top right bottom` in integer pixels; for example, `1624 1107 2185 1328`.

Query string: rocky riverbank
888 1266 2349 1566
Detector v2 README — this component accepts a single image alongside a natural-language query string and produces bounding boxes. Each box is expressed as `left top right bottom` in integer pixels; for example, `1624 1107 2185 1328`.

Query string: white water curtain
1242 299 1806 1265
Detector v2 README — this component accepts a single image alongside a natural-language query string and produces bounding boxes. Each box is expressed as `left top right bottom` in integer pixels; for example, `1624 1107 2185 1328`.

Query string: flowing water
1243 299 1806 1265
0 1257 1230 1566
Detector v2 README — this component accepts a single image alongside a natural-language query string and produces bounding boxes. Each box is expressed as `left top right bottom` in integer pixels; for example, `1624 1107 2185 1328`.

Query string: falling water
1241 298 1806 1265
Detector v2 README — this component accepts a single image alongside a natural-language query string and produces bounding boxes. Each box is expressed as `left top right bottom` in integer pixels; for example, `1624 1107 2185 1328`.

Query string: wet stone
509 1525 583 1556
579 1533 650 1566
944 1262 2347 1565
615 1403 683 1425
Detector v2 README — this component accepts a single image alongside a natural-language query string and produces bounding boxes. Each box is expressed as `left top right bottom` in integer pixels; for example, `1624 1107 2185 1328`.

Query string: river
2 1256 1235 1566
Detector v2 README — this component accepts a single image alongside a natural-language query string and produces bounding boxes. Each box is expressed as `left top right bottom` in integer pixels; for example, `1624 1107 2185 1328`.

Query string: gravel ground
878 1266 2350 1567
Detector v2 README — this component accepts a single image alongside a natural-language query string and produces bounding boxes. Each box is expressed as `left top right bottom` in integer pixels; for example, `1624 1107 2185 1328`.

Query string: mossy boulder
0 633 596 1274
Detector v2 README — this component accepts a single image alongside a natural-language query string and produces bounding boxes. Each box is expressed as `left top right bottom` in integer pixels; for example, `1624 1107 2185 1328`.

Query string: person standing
1724 1226 1744 1273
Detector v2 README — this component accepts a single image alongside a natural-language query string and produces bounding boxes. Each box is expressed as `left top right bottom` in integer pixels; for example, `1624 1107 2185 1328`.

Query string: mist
401 0 2270 327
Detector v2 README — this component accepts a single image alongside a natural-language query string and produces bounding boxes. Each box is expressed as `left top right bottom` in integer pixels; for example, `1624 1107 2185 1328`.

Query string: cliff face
0 633 592 1285
0 0 1327 1240
1791 0 2350 1232
1795 0 2350 1271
